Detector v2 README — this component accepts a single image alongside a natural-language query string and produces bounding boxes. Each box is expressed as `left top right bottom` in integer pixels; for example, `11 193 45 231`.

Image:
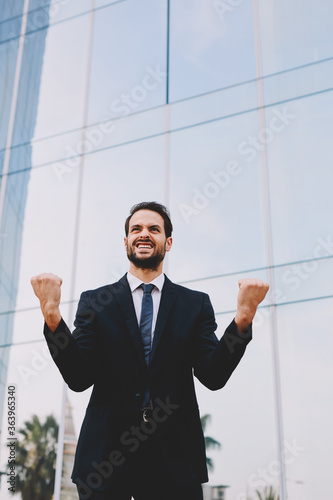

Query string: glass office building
0 0 50 440
0 1 332 499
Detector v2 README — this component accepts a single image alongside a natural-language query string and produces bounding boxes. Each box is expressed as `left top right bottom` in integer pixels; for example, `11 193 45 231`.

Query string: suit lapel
150 275 178 363
113 274 146 367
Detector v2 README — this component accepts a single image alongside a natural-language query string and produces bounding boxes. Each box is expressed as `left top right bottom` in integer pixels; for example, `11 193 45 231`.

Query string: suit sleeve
43 291 98 392
192 293 252 390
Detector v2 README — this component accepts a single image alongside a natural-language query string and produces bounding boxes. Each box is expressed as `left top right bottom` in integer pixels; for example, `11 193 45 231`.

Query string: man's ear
165 237 172 252
124 236 128 250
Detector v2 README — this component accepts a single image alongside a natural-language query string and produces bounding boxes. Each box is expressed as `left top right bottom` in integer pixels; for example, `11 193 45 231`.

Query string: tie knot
141 283 154 294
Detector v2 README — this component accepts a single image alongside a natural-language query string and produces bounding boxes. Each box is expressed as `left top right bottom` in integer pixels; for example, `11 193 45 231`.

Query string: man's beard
127 244 165 271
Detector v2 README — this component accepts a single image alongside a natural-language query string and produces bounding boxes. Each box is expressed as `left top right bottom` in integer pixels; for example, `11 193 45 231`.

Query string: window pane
263 58 333 107
9 165 79 311
28 14 91 140
87 0 167 124
169 0 256 101
169 110 267 282
276 299 333 499
274 257 333 305
74 135 166 296
196 313 277 498
0 39 20 153
177 268 269 317
259 0 333 75
267 92 333 264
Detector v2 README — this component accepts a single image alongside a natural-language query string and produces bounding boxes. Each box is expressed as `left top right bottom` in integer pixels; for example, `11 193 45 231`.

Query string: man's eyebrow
129 223 162 230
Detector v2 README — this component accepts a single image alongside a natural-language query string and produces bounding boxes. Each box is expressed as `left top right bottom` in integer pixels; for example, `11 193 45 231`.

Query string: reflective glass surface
87 0 167 124
74 135 165 296
267 91 333 264
195 312 277 496
10 165 79 312
259 0 333 75
276 299 333 499
169 0 256 101
0 39 20 153
30 14 91 140
169 110 267 281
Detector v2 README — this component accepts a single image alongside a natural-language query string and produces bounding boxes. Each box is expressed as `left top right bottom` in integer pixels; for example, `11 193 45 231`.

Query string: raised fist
31 273 62 332
235 278 269 332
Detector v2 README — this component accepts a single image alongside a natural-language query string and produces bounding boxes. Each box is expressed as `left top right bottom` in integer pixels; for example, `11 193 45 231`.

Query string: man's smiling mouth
135 242 154 249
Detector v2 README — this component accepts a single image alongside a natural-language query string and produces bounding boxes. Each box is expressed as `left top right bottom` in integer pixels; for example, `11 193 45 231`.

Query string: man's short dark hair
125 202 173 238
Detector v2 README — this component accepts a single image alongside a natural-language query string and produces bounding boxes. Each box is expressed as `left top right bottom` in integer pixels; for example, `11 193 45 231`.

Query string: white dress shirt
126 271 165 343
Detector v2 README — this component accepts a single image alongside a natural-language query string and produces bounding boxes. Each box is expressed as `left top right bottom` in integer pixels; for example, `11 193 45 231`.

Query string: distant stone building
203 484 229 500
60 399 78 500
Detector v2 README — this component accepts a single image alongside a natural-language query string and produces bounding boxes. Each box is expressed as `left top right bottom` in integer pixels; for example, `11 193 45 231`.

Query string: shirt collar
127 271 165 293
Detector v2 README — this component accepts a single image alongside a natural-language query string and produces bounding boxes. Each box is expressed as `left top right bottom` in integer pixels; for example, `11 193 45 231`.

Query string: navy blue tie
139 283 154 366
139 283 154 407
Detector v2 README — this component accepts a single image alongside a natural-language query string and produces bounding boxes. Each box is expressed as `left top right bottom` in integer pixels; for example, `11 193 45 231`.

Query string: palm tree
256 485 279 500
7 414 58 499
201 414 221 471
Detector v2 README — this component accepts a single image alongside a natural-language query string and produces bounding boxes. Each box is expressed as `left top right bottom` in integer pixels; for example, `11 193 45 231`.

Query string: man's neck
128 264 163 283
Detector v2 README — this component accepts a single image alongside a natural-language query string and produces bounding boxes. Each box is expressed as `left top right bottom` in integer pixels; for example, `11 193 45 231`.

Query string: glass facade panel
87 0 167 124
0 1 25 23
169 80 258 132
0 38 20 153
0 341 63 489
28 0 91 28
195 313 277 497
6 105 167 176
267 92 333 264
0 12 24 42
179 268 269 317
274 257 333 305
13 127 83 173
11 165 79 312
259 0 333 75
0 303 70 346
169 113 267 282
74 135 165 296
276 299 333 500
169 0 256 102
95 0 127 8
263 58 333 107
30 13 91 140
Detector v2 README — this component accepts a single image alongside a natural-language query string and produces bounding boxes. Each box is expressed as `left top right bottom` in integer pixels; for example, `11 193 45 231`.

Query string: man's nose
140 228 150 238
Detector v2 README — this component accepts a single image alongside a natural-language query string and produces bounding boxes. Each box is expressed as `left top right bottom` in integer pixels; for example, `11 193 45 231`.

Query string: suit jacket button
135 393 142 400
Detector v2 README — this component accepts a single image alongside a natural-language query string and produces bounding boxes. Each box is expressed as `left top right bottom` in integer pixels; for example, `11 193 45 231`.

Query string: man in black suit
31 201 269 500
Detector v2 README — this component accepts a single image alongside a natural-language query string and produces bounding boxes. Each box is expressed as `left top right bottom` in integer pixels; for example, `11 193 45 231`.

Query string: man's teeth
137 244 152 248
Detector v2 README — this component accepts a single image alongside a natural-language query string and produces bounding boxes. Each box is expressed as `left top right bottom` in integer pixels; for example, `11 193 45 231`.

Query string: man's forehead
129 209 164 227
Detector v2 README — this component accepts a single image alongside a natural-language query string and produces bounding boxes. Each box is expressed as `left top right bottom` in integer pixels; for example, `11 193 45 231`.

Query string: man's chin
127 252 164 271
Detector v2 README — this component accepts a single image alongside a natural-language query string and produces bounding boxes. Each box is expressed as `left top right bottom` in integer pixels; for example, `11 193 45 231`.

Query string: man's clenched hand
31 273 62 332
234 278 269 333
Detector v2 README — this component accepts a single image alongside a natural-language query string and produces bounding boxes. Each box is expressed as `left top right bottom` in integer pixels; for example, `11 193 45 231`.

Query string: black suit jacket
44 274 252 490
